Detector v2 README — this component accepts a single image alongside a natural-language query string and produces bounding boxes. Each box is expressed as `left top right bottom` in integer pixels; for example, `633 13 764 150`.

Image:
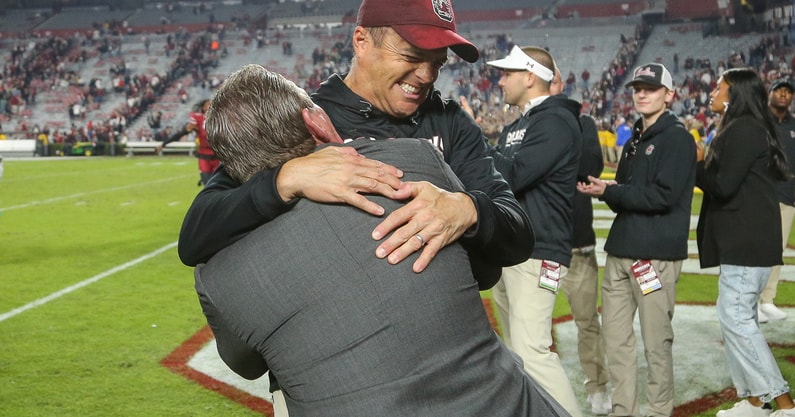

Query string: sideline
0 242 178 323
0 175 193 211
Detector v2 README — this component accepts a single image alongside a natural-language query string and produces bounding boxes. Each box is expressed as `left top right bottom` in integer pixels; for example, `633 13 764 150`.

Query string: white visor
486 45 554 82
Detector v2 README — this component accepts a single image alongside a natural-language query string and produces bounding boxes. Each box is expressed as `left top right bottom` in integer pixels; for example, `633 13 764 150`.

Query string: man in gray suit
194 64 570 417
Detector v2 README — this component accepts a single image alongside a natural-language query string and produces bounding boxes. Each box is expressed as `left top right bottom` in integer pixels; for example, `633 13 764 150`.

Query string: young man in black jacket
485 45 582 417
578 63 697 417
761 78 795 322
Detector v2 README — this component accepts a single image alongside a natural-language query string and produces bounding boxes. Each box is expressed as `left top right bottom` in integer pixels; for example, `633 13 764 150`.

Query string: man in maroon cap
180 0 532 283
178 0 536 415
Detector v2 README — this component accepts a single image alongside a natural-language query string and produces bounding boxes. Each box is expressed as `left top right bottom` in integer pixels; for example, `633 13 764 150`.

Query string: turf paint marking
0 175 192 212
0 242 177 323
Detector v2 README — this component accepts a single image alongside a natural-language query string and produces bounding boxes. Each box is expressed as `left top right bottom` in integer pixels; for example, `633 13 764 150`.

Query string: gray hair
206 64 316 183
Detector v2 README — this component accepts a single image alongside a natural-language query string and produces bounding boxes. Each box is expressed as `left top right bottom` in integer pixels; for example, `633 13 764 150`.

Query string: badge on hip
539 260 562 293
631 260 662 295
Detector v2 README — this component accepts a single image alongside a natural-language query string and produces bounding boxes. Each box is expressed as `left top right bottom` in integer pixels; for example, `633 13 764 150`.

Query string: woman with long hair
697 67 794 417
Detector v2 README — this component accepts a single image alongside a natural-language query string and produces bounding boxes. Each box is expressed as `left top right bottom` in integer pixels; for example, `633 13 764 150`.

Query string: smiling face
709 77 731 115
347 26 448 119
631 82 674 120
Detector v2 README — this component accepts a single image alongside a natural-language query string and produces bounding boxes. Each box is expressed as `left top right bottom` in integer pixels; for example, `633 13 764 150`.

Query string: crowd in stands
1 11 794 161
446 25 794 166
0 20 228 154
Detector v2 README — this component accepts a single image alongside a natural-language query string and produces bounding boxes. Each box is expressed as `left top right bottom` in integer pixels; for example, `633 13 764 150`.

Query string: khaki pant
602 256 681 417
272 389 289 417
493 258 583 417
761 202 794 303
561 249 608 395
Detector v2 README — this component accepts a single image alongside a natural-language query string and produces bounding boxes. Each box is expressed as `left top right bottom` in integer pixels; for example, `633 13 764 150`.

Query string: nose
415 62 438 84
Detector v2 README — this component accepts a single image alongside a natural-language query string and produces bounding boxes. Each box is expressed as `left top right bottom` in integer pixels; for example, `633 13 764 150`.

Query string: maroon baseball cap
356 0 479 63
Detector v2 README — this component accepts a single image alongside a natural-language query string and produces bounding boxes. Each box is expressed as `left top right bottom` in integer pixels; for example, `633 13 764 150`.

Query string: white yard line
0 242 177 323
0 175 192 212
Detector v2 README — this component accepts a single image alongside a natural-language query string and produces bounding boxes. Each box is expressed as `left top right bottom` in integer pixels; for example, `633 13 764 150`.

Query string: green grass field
0 156 792 416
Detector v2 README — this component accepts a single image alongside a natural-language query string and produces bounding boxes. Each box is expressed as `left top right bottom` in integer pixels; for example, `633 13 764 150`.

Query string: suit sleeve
178 165 296 266
444 107 535 270
602 129 696 214
695 122 766 200
195 268 268 380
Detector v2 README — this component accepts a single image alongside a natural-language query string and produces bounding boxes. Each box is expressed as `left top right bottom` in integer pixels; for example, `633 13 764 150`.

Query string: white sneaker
759 306 770 323
587 391 612 415
771 408 795 417
760 303 788 321
716 400 771 417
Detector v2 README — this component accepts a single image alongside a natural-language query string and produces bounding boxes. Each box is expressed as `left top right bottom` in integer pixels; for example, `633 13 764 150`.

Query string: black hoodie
179 74 534 288
601 110 696 260
489 94 583 266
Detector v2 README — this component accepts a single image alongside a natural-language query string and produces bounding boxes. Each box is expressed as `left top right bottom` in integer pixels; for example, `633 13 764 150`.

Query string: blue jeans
717 264 790 402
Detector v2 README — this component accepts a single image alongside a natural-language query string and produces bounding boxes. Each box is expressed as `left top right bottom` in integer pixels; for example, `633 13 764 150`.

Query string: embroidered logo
635 66 656 78
645 144 655 155
432 0 454 22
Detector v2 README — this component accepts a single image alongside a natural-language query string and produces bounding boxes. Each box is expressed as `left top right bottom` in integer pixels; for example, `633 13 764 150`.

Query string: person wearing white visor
486 45 585 417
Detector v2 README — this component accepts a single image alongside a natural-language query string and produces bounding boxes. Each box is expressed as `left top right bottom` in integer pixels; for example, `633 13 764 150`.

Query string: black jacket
773 111 795 205
573 114 604 248
696 116 783 268
489 94 582 266
178 74 534 289
601 110 696 260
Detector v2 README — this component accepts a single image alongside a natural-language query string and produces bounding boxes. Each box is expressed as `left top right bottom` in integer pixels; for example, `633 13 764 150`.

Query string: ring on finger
414 234 425 246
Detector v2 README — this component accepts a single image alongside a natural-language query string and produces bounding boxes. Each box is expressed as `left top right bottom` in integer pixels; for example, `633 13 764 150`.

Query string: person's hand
277 146 406 216
576 175 616 197
371 181 477 273
696 140 705 162
459 95 475 119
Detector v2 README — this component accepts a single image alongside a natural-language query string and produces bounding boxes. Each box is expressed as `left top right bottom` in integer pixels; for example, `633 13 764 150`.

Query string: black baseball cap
769 78 794 93
625 63 673 90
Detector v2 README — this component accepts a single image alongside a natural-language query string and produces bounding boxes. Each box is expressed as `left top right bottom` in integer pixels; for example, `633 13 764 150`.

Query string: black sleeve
579 114 604 181
161 125 189 146
178 165 296 266
695 122 766 199
444 105 535 271
490 113 578 194
603 129 696 213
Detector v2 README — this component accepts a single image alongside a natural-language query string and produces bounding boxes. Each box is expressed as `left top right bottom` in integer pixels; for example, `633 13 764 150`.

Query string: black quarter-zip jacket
179 74 534 288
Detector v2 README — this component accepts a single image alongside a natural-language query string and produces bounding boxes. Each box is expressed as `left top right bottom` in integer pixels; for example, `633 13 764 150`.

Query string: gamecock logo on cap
432 0 454 22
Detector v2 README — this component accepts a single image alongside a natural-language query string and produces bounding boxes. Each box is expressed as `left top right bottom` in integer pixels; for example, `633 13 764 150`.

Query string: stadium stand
0 0 791 156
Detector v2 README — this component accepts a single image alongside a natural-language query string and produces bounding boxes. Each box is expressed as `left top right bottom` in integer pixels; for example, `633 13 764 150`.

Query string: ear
303 106 343 145
525 72 536 89
664 88 676 104
351 26 369 55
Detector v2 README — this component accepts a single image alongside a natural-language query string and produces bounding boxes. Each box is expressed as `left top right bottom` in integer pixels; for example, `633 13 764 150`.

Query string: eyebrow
399 44 448 65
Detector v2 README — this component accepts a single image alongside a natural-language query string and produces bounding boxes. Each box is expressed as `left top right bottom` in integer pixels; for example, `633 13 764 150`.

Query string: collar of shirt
523 95 550 115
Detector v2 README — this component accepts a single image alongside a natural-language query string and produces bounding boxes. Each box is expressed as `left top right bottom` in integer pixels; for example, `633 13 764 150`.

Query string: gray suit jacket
195 138 570 417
